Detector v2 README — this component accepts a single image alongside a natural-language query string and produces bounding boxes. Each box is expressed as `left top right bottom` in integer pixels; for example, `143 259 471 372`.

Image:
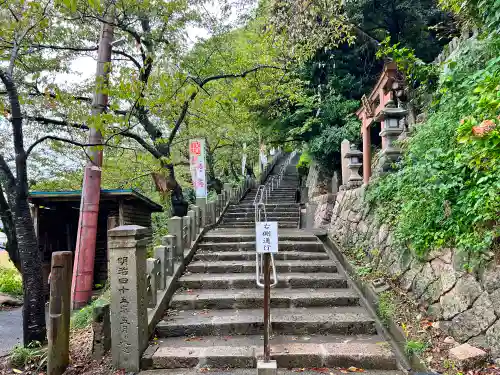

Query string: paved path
0 307 22 356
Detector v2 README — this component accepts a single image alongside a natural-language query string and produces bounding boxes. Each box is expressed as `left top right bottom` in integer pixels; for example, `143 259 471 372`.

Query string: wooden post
48 251 73 375
362 126 371 184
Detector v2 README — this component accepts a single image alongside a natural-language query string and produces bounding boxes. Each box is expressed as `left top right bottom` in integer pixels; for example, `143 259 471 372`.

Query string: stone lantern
377 99 407 171
345 144 363 189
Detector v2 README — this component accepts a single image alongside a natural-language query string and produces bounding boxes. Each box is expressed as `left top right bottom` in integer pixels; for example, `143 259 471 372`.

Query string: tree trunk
0 185 21 271
230 162 239 181
15 197 46 344
206 150 216 182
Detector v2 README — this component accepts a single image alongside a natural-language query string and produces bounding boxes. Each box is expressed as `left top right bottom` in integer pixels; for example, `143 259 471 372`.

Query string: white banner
255 222 278 253
242 143 247 176
259 151 268 167
189 139 207 198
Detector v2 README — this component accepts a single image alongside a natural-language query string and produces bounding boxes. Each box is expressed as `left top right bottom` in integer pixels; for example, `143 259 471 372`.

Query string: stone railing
434 28 479 65
259 150 283 185
107 178 252 371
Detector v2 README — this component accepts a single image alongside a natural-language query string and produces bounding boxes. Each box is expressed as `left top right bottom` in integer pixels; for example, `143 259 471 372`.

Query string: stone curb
320 234 426 373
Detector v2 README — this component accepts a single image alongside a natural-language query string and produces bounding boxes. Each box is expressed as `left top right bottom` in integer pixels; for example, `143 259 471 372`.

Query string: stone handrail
259 150 284 185
107 176 254 372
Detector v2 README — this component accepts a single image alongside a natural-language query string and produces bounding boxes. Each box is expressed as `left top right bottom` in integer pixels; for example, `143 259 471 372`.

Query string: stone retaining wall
310 177 500 355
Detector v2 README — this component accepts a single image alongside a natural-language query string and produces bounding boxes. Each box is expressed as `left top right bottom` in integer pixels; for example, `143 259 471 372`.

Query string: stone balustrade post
108 225 149 372
208 202 216 224
192 205 201 234
183 216 191 250
187 210 195 242
160 237 176 273
154 246 170 288
146 258 158 308
189 210 197 241
224 183 232 202
196 197 207 228
167 217 183 262
340 140 351 186
216 194 223 217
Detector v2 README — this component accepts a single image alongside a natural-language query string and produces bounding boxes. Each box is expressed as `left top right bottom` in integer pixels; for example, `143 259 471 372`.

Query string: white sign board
189 139 207 198
255 222 278 253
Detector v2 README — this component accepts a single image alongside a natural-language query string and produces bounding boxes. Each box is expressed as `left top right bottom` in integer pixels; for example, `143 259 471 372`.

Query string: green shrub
10 341 46 369
377 291 396 326
0 267 23 296
366 36 500 266
405 340 428 357
71 290 110 330
296 151 311 177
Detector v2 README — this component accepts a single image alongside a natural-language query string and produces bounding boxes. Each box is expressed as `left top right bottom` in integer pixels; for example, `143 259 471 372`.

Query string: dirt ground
0 327 119 375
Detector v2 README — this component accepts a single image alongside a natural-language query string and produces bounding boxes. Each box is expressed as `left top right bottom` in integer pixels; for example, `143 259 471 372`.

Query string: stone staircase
219 161 300 229
142 156 402 374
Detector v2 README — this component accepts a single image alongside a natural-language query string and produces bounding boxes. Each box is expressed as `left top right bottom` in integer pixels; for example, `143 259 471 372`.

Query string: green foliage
376 38 440 94
346 0 452 63
71 290 110 329
439 0 500 31
296 151 311 171
366 36 500 265
9 341 47 369
0 267 22 296
377 291 396 326
405 340 428 357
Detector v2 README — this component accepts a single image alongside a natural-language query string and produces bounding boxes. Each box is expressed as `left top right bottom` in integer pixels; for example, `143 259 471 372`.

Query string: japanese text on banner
189 139 207 198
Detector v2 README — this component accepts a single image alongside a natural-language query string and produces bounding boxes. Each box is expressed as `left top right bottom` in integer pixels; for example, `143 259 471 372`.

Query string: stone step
194 250 329 261
156 307 377 337
226 207 299 213
224 212 299 217
142 335 398 370
219 222 299 228
197 241 324 252
201 232 318 243
186 260 336 274
217 223 299 229
235 203 300 208
240 200 297 205
170 288 360 310
142 368 402 375
222 217 299 222
179 272 348 289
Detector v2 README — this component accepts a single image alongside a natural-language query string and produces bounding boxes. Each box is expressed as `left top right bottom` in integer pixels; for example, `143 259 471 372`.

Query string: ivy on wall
366 36 500 267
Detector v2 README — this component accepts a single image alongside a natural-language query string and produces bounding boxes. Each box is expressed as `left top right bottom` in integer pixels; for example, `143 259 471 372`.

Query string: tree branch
167 65 285 146
120 130 163 159
25 136 102 158
0 154 16 192
112 49 142 70
25 115 89 130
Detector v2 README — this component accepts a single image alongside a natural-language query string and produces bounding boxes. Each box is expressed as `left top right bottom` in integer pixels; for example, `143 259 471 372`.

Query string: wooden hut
28 189 163 293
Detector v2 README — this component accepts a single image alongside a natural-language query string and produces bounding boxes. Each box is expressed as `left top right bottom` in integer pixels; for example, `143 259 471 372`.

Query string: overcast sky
55 1 249 86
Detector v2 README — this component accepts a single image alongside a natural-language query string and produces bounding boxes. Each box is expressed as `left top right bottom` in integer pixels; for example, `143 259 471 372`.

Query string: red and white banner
189 139 207 198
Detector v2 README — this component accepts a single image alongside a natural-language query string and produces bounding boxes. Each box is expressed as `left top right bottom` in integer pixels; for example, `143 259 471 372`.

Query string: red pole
71 16 114 309
362 125 371 185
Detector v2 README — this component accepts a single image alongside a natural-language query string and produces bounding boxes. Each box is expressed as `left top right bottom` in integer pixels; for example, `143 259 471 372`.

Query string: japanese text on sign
189 139 207 198
255 222 278 253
